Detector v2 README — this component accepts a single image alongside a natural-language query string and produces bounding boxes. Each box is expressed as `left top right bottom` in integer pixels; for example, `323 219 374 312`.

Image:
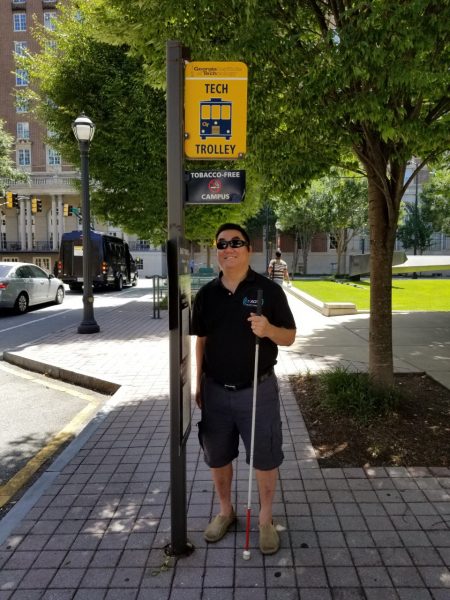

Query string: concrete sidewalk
0 290 449 600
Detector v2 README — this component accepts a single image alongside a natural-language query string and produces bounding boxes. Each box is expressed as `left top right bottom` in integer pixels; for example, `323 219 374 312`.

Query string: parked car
0 262 65 314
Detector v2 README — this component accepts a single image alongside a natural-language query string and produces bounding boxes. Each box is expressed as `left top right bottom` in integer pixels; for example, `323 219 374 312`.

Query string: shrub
317 366 401 422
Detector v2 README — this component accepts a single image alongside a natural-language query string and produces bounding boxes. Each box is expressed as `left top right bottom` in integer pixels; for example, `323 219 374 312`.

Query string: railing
4 241 22 251
150 275 167 319
34 241 53 251
190 272 217 294
127 242 165 252
0 173 80 189
1 241 55 252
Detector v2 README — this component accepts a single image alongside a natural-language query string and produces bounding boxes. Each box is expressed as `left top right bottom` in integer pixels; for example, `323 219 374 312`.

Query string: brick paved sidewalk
0 293 449 600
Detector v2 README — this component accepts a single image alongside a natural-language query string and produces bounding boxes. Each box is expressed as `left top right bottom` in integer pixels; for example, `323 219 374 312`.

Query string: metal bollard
152 275 161 319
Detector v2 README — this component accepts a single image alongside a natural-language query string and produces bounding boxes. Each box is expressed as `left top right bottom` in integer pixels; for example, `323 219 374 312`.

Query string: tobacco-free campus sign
184 62 248 160
185 170 246 204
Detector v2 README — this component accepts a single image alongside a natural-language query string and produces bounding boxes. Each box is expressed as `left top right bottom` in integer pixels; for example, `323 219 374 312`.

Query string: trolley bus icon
200 97 232 140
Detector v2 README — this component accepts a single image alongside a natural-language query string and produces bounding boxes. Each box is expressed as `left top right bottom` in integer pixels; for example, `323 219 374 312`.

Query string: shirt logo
242 296 264 309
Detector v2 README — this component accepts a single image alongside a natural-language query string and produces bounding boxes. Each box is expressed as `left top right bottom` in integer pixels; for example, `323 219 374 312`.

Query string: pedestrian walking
268 250 290 286
191 223 296 555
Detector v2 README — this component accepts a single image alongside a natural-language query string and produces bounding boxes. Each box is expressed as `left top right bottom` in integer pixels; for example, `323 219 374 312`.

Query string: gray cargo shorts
197 372 284 470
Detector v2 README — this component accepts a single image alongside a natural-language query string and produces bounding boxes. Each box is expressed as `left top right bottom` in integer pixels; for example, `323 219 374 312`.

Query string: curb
3 351 120 395
285 284 357 316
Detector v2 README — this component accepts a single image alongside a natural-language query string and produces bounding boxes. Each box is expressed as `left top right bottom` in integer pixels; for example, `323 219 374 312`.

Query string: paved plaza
0 286 449 599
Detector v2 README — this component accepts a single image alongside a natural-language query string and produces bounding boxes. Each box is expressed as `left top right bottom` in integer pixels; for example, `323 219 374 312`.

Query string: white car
0 262 65 314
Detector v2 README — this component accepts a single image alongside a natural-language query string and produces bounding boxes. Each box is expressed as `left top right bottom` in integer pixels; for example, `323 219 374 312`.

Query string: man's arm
195 336 206 408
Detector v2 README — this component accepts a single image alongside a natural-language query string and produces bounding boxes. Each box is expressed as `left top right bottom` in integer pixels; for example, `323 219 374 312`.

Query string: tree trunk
291 234 299 275
368 178 397 387
302 245 309 275
335 229 348 276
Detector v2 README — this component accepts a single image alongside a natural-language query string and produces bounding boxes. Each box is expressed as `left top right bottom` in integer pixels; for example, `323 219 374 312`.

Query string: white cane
243 288 263 560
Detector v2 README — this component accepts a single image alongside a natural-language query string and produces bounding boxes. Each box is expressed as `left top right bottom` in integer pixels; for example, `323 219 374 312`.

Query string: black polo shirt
191 268 296 385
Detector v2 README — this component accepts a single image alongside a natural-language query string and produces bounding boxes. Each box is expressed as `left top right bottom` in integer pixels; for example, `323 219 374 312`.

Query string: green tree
54 0 450 385
25 4 259 244
275 186 326 276
397 202 434 255
0 120 26 185
24 11 167 242
315 174 368 276
421 168 450 235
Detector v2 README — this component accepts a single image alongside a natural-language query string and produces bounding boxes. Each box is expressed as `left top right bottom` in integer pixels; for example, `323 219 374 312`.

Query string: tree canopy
25 3 259 243
30 0 450 385
312 173 368 275
421 168 450 235
0 120 27 185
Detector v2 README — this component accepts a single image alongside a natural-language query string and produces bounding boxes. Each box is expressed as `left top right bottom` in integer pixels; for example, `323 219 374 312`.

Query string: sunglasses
216 239 249 250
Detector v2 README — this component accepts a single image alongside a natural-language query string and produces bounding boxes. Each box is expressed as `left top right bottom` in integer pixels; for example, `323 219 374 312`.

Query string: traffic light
31 197 42 213
6 192 18 209
63 204 73 217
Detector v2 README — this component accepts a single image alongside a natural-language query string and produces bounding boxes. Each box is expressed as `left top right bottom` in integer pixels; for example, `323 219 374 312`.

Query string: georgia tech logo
242 296 264 309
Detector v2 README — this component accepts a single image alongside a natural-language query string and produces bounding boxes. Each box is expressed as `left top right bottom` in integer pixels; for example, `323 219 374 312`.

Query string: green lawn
292 278 450 311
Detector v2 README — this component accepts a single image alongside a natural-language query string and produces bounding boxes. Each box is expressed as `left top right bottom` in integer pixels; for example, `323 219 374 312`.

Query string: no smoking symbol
208 179 222 193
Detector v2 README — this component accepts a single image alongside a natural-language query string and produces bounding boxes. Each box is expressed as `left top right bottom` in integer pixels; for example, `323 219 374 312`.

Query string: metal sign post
166 40 193 557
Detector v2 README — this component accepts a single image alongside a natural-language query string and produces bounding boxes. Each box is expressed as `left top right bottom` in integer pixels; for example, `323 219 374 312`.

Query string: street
0 279 152 355
0 280 154 511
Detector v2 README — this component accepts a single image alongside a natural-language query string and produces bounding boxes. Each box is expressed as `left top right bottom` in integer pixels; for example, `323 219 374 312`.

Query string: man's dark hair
215 223 251 245
275 250 282 258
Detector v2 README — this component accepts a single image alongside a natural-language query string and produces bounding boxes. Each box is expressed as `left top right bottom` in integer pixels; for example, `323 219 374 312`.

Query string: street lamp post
72 114 100 334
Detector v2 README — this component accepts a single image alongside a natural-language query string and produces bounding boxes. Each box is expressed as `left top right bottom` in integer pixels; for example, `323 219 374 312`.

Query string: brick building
0 0 83 272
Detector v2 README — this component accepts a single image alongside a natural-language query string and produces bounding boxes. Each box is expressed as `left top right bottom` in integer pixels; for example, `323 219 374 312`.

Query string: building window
136 239 151 250
443 235 450 250
12 0 27 3
16 69 29 86
14 41 28 56
18 148 31 166
17 122 30 140
47 147 61 166
13 13 27 32
35 257 51 271
329 234 338 250
428 233 442 252
43 11 57 30
16 98 29 113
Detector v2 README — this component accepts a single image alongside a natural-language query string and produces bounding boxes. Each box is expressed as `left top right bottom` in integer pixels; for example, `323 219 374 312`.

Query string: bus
57 231 138 291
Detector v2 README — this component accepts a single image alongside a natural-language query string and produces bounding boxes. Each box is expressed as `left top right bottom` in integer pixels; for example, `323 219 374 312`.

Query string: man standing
191 223 296 555
268 250 290 286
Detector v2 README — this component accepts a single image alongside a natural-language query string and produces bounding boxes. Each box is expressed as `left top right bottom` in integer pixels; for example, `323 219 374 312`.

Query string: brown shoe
204 508 236 542
259 522 280 555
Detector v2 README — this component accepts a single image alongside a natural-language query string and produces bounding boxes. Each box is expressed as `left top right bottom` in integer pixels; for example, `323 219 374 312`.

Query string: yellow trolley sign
184 61 248 160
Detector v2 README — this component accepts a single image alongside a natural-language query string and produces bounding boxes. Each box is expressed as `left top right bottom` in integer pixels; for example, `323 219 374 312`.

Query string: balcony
4 241 22 251
34 241 53 251
11 0 27 10
0 172 80 196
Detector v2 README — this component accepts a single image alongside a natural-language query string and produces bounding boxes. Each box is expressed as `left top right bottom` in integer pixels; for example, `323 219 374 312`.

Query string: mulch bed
290 372 450 468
